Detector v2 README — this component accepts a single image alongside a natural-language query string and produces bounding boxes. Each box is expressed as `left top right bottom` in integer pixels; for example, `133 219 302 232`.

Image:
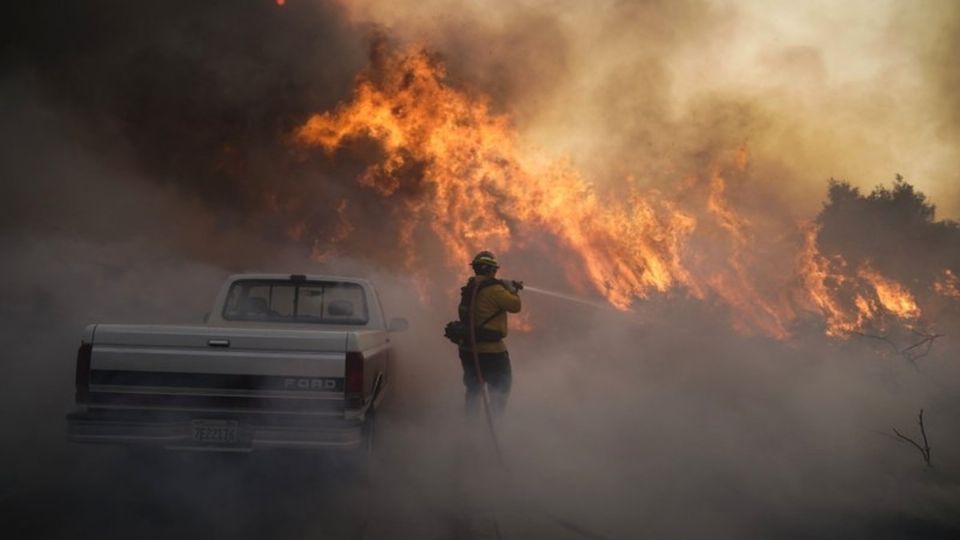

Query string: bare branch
892 428 927 454
850 331 900 355
918 409 931 465
900 332 944 363
891 409 932 467
870 429 904 443
850 329 944 366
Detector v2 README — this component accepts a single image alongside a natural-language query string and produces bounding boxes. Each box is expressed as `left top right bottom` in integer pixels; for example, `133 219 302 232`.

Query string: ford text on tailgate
67 273 407 452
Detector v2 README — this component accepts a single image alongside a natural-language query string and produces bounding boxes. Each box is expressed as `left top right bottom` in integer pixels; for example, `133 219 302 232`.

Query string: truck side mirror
388 317 409 332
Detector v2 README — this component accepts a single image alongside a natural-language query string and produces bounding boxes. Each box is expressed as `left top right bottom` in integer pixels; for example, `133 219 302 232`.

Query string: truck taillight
75 343 92 403
345 351 364 407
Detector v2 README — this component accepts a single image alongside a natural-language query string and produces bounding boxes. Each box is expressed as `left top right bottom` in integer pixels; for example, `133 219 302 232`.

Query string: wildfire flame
857 265 920 320
796 225 921 336
796 224 862 336
934 269 960 300
294 44 933 339
296 44 695 309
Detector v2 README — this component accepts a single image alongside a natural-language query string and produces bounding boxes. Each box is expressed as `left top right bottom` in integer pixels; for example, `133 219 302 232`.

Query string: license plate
191 419 239 444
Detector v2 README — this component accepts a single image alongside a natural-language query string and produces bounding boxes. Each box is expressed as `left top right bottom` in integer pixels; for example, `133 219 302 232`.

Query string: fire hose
466 280 505 465
465 281 611 540
465 280 632 460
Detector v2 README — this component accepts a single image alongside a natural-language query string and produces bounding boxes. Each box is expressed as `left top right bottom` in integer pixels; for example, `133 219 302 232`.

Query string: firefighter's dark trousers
459 349 512 417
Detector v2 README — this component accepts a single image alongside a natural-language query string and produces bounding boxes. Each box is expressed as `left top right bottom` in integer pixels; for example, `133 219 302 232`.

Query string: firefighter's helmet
471 251 499 273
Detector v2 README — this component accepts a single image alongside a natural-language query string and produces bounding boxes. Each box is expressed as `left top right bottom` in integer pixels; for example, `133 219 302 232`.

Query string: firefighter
458 251 522 416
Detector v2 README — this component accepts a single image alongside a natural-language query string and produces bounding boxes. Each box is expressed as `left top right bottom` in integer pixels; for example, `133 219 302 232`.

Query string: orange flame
857 265 920 320
296 45 695 310
795 224 921 336
701 172 790 338
293 45 928 339
796 224 859 336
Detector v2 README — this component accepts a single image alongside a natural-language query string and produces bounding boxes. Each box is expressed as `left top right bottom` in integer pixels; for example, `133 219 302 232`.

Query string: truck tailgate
84 324 349 415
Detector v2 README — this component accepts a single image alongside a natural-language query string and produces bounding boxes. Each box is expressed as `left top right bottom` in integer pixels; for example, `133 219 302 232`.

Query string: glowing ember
934 269 960 299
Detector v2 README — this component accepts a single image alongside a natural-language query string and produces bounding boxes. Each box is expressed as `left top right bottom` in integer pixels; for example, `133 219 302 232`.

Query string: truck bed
69 323 389 451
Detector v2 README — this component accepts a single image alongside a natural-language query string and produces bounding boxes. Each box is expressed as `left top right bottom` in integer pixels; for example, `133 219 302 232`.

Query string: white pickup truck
67 273 407 453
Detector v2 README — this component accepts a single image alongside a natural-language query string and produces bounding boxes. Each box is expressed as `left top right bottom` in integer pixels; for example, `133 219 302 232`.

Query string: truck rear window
222 280 369 325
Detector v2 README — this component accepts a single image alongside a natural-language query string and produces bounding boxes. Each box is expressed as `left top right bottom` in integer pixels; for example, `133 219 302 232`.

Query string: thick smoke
2 1 960 539
338 0 960 219
3 0 371 250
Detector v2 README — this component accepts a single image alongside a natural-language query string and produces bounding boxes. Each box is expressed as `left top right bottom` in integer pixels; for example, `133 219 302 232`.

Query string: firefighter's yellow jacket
461 276 522 354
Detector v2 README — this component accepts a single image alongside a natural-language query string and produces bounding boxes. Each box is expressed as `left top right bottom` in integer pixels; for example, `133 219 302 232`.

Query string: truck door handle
207 339 230 347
